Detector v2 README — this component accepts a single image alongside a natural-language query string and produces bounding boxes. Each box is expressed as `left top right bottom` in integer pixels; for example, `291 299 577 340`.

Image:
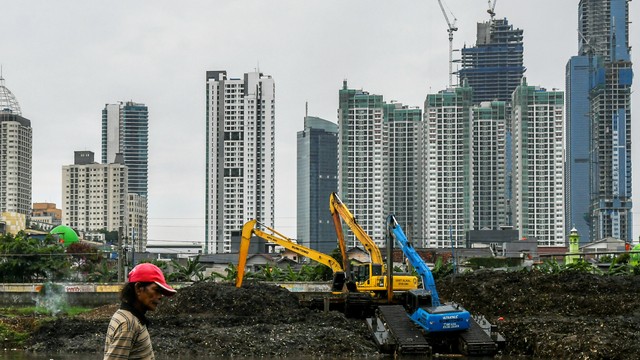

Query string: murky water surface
0 353 382 360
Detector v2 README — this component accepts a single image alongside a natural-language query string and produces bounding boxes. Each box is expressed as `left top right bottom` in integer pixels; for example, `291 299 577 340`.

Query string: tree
87 261 118 282
168 255 205 282
66 242 101 274
209 263 238 282
0 232 69 282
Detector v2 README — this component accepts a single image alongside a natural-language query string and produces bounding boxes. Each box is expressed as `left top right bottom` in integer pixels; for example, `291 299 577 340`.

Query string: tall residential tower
512 79 565 247
383 102 422 243
205 71 275 254
337 81 385 248
422 84 474 248
0 76 32 219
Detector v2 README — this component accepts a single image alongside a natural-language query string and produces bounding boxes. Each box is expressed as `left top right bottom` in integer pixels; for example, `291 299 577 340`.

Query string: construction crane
487 0 497 19
437 0 458 87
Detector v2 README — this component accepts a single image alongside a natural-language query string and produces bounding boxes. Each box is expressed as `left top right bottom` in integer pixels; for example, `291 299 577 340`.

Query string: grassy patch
0 306 92 317
0 322 29 347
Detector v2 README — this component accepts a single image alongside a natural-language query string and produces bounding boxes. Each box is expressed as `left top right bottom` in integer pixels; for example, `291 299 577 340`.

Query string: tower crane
437 0 458 87
487 0 497 20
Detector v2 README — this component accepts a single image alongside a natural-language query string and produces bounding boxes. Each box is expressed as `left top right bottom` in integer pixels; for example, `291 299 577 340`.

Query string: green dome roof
50 225 79 246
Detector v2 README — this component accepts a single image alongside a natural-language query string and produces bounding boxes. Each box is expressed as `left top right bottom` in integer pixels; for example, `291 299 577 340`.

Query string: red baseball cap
128 263 176 296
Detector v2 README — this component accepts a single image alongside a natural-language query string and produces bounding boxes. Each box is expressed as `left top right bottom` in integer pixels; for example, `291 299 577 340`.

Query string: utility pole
117 226 124 282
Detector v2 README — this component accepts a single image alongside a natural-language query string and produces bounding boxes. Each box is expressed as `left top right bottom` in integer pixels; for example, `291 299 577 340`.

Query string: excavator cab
405 289 433 314
352 264 383 285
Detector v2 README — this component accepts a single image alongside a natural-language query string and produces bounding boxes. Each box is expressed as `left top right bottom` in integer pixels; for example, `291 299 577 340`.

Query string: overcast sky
2 1 639 245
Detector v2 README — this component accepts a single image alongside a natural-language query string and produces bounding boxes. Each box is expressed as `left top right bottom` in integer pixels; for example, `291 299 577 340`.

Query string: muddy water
1 351 381 359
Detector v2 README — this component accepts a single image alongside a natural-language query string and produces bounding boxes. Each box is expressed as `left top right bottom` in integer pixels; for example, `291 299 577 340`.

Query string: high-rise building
422 84 474 248
457 18 526 104
102 101 149 197
205 71 275 254
472 101 507 230
0 76 32 218
565 56 597 242
62 151 128 238
296 115 338 253
566 0 633 242
337 81 385 248
383 102 422 243
102 101 148 248
457 16 526 228
128 193 148 252
511 79 565 247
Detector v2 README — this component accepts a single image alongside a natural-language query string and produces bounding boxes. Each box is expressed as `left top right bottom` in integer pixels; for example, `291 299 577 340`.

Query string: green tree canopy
0 232 70 282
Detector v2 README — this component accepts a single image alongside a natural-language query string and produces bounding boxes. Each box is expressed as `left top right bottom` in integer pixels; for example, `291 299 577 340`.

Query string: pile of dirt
14 271 640 359
26 281 379 358
436 270 640 359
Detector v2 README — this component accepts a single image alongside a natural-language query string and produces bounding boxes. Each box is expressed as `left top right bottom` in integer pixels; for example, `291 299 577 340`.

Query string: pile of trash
436 270 640 359
19 271 640 359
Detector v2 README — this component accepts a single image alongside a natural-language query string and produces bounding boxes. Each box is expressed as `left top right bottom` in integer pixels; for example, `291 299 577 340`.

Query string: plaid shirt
104 304 155 360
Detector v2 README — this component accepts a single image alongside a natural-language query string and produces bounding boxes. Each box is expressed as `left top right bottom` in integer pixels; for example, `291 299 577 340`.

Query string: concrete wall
0 283 121 307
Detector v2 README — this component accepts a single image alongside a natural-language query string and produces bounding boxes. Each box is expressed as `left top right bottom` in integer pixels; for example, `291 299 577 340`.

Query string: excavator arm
330 192 384 265
387 215 440 306
235 219 345 290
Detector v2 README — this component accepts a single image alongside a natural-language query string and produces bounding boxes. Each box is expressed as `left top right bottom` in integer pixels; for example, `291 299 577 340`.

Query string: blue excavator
366 214 505 356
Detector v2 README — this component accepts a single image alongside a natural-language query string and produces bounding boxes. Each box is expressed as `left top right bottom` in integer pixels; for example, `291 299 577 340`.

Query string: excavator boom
330 192 383 264
236 219 345 290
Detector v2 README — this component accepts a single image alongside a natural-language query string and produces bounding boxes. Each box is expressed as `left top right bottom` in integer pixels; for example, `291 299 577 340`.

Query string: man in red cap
104 263 176 359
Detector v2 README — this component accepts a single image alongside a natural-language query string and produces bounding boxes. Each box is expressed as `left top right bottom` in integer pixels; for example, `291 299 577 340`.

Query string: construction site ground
3 270 640 359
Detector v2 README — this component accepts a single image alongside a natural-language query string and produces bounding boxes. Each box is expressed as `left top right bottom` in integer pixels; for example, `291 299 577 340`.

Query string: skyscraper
297 115 338 253
0 76 32 218
457 18 526 104
337 81 385 248
565 56 596 243
422 84 474 248
102 101 149 248
383 102 422 243
205 71 275 254
566 0 633 242
457 16 526 228
102 101 149 197
511 79 565 247
472 101 507 230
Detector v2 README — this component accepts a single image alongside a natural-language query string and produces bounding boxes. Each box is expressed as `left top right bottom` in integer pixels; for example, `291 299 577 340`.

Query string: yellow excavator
235 219 347 292
329 192 418 297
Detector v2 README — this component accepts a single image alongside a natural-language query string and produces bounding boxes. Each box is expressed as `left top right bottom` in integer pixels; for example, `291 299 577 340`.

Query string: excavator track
457 316 499 356
367 305 432 356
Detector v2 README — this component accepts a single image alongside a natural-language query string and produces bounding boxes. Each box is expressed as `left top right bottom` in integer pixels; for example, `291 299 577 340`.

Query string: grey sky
2 1 638 244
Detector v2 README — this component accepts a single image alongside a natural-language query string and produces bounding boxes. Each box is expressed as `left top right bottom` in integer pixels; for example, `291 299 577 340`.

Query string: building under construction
566 0 633 243
456 18 526 104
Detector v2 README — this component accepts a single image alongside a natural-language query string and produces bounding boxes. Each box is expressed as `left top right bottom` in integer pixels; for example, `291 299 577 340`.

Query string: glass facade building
102 101 149 198
566 0 633 242
457 18 525 104
296 116 338 253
